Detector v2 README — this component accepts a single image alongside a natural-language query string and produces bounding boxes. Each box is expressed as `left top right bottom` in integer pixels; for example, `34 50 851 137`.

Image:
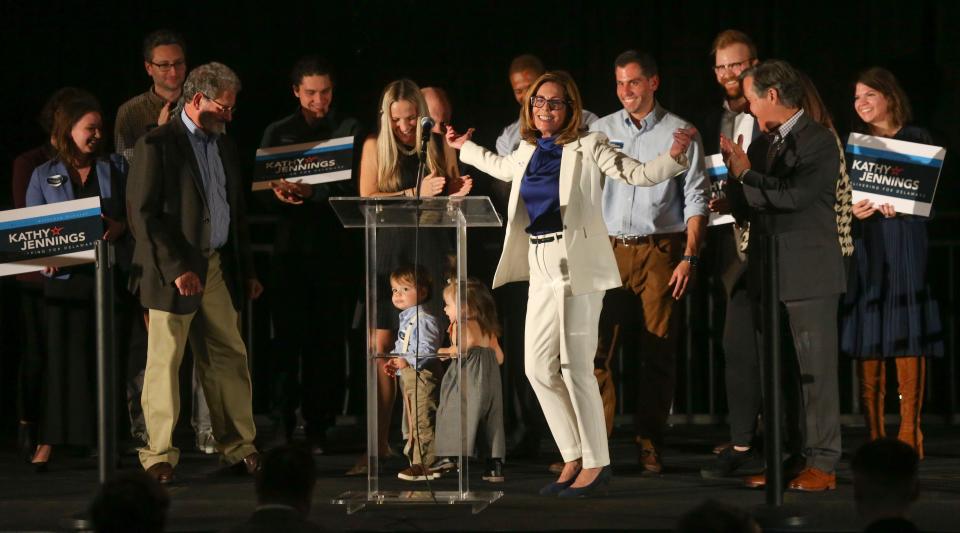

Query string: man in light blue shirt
590 50 708 474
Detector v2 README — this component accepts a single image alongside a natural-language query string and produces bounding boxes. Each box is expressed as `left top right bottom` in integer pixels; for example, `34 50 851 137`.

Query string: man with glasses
127 62 263 484
699 30 766 480
115 29 222 458
590 49 708 475
116 29 188 163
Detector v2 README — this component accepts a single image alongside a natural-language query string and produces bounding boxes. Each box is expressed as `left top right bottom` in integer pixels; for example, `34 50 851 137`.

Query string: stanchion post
762 234 783 506
95 239 116 484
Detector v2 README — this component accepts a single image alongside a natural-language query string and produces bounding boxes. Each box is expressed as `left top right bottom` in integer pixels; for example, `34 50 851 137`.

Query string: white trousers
525 235 610 468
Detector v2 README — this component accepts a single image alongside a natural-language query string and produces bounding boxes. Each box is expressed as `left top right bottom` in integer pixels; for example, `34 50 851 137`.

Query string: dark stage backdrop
1 0 958 203
0 0 958 434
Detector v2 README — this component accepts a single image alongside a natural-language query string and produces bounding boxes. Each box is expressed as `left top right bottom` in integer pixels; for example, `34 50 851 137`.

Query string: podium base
332 490 503 514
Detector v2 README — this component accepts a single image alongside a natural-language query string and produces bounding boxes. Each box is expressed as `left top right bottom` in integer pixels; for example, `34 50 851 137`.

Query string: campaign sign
252 136 354 191
0 197 101 277
705 154 735 227
845 133 945 217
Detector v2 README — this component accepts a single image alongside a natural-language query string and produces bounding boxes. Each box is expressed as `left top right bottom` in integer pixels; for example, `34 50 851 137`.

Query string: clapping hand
419 172 446 197
157 101 174 127
449 175 473 197
719 133 750 178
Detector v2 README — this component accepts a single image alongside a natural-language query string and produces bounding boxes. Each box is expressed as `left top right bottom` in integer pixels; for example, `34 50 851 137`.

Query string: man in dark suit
127 62 263 483
721 59 845 492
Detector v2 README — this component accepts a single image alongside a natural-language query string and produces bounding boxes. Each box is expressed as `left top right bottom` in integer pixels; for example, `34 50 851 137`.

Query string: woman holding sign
27 93 127 472
841 67 943 459
25 93 129 471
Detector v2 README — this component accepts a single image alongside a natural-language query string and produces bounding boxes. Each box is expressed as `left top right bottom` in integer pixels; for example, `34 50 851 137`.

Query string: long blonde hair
376 79 449 192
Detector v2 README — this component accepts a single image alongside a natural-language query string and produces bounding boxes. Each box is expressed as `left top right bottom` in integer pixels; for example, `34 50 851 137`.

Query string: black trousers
268 252 351 441
722 279 761 447
17 283 45 423
755 295 842 473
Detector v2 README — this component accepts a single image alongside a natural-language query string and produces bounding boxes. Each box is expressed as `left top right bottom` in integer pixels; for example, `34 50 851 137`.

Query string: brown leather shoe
637 438 662 475
743 472 766 488
742 454 807 488
241 452 261 475
146 462 175 484
788 467 836 492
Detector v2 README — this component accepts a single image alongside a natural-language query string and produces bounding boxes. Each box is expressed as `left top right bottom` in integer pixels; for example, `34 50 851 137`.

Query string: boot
895 356 925 459
858 359 886 441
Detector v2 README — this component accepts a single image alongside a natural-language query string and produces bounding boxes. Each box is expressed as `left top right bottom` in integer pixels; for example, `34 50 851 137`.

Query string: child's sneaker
398 464 441 481
481 458 504 483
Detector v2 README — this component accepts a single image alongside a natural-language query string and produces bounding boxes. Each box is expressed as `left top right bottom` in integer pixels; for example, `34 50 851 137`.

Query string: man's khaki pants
139 253 257 469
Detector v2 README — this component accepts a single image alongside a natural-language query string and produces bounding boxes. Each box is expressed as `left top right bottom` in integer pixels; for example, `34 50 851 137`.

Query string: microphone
419 116 435 147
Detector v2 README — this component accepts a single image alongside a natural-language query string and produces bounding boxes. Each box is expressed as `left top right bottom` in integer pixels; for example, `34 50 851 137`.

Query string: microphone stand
415 127 430 201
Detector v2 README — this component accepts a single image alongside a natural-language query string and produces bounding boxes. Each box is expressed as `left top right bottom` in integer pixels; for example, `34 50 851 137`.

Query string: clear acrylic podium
329 196 503 513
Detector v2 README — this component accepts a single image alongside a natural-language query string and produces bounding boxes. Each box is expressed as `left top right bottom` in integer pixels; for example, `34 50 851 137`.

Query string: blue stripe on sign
0 207 102 231
706 167 727 177
845 144 942 168
256 144 353 162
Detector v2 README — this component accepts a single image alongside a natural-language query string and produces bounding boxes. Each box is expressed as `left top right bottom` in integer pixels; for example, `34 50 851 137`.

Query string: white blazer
460 131 688 296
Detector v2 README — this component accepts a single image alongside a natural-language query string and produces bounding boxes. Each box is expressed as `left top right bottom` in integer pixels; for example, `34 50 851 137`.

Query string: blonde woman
351 79 471 473
446 71 694 496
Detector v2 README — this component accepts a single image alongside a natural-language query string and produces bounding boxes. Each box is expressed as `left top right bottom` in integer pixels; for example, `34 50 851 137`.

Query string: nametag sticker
46 174 66 187
609 140 625 150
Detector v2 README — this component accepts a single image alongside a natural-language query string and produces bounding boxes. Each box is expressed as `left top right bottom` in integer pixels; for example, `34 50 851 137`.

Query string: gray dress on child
434 347 505 459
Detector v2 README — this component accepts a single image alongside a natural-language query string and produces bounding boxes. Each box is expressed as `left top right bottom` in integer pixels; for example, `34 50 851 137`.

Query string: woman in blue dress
841 67 943 458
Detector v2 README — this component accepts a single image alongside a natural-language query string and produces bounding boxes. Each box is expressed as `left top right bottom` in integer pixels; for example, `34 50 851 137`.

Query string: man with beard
699 30 766 480
127 62 263 483
258 56 361 452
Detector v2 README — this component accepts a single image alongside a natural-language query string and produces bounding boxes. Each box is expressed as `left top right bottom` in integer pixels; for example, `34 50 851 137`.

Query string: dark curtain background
1 0 957 437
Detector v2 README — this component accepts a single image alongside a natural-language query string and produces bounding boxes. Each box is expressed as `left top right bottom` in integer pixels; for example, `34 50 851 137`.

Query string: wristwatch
682 255 699 267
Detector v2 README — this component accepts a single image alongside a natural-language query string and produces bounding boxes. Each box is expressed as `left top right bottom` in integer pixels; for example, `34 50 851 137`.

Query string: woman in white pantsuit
446 71 695 497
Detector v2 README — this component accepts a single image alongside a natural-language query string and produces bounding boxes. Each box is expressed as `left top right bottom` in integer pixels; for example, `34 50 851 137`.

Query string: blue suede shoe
557 465 612 498
539 476 576 496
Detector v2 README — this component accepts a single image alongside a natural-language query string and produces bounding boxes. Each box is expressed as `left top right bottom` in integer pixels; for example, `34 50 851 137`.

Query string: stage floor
1 424 959 532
